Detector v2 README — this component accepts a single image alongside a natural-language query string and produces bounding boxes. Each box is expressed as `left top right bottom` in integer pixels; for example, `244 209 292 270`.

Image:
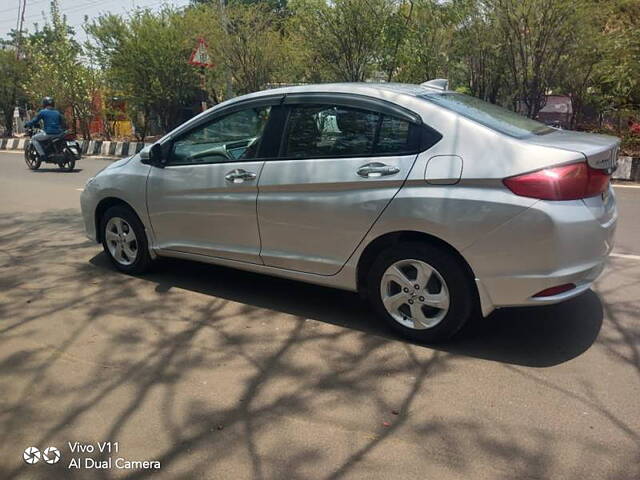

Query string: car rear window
282 105 423 158
420 92 553 138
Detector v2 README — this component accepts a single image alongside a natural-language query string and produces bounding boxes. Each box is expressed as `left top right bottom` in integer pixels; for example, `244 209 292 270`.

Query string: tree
23 0 98 138
487 0 582 117
592 0 640 127
377 0 415 82
87 7 201 138
190 0 290 19
223 3 286 94
292 0 392 82
0 47 27 137
393 0 456 84
552 1 607 128
450 0 507 103
184 1 296 98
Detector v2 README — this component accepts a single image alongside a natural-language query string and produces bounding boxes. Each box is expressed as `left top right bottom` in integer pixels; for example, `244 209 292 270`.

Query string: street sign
189 38 213 68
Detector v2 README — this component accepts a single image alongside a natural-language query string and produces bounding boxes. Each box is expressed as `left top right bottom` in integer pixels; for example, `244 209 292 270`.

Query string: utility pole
16 0 27 59
219 0 234 100
15 0 21 34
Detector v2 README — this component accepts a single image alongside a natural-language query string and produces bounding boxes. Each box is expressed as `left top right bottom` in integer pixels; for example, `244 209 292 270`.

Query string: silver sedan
81 82 618 342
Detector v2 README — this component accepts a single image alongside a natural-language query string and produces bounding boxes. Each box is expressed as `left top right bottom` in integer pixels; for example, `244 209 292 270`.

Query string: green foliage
593 0 640 111
481 0 583 117
184 1 294 98
291 0 392 82
22 0 98 138
86 7 201 138
4 0 637 140
392 0 456 84
450 0 506 103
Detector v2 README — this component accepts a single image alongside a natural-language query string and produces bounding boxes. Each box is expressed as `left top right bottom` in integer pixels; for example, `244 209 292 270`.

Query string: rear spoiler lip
521 130 620 173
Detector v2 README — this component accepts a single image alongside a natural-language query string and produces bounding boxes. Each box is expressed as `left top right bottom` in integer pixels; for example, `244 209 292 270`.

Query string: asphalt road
1 151 639 480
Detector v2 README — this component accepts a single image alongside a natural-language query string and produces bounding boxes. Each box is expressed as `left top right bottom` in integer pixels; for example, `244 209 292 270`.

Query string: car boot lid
522 129 620 171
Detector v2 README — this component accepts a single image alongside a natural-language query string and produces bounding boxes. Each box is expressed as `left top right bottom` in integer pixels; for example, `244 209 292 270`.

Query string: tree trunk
2 110 14 137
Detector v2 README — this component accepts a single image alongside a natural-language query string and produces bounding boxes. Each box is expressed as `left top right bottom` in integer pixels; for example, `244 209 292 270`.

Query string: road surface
1 151 639 479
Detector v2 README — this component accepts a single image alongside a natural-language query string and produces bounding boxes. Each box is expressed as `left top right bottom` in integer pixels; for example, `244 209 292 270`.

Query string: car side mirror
140 143 166 167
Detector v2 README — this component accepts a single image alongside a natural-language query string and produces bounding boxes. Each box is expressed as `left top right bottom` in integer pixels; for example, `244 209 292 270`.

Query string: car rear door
257 94 441 275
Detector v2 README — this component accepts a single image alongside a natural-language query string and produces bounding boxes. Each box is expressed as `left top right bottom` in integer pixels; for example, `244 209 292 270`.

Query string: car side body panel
81 156 152 244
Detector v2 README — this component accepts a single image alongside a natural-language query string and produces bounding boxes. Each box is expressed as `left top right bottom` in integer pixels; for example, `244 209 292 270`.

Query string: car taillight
503 162 609 200
64 133 76 140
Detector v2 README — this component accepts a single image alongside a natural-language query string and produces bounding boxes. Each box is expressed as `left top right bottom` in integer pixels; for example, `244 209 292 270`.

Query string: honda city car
81 81 618 342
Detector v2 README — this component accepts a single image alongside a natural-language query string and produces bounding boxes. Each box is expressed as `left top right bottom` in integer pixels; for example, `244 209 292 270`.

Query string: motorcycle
24 127 82 171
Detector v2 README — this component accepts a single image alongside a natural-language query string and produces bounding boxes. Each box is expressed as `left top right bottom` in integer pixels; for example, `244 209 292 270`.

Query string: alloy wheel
380 259 450 329
105 217 138 266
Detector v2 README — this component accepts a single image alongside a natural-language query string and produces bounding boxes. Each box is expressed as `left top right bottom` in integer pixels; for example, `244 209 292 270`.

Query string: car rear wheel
100 205 153 274
367 242 475 343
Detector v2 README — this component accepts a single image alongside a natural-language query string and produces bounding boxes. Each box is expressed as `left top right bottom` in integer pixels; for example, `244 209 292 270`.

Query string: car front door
257 97 441 275
147 101 280 264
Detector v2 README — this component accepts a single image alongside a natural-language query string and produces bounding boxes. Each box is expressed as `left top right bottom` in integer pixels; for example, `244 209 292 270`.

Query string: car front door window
169 107 272 165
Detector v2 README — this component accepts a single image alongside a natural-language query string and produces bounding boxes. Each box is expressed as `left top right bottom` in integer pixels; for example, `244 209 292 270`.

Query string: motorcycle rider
25 97 66 159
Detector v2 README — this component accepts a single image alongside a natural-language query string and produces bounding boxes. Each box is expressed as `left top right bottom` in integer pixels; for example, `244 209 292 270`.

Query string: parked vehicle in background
24 127 81 171
80 82 619 342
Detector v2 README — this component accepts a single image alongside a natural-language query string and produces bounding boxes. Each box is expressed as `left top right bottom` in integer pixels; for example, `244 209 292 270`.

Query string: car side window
375 115 413 154
282 104 425 159
168 106 271 165
284 105 380 158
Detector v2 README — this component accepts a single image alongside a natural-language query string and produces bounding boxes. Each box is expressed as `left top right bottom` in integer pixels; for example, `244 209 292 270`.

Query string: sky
0 0 192 42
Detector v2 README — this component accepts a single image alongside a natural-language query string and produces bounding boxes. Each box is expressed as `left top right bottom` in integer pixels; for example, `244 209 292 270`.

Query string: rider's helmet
42 97 55 107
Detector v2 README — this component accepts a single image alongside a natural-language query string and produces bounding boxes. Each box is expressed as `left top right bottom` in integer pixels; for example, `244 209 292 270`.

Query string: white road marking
613 184 640 189
75 188 84 191
610 252 640 261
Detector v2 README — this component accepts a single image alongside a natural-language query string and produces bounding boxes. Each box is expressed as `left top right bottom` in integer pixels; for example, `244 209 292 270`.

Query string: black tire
59 150 76 171
100 205 153 274
366 242 476 343
24 143 41 170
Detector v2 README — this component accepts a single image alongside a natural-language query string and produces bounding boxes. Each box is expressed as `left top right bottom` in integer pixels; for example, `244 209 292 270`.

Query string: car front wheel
100 205 153 274
367 242 476 343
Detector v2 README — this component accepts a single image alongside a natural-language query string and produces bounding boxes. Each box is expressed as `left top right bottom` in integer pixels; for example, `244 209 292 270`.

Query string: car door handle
356 162 400 178
225 169 257 183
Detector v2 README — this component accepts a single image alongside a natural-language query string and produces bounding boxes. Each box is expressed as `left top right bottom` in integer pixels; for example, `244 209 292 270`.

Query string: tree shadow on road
89 253 603 368
2 209 635 480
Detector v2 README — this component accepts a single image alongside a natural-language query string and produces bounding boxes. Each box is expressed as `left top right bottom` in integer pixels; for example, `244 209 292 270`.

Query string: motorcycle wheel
59 151 76 172
24 143 41 170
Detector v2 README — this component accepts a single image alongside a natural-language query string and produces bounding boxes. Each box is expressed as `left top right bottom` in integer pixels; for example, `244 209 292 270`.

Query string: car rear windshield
420 92 553 138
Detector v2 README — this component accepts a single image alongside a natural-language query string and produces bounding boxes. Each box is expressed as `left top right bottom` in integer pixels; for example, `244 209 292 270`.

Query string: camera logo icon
23 447 40 465
43 446 61 464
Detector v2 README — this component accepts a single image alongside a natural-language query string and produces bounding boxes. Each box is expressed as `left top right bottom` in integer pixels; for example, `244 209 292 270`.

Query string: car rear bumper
464 193 616 316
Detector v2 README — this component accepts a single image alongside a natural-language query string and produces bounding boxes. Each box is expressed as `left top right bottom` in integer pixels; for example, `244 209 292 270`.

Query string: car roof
230 82 448 104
